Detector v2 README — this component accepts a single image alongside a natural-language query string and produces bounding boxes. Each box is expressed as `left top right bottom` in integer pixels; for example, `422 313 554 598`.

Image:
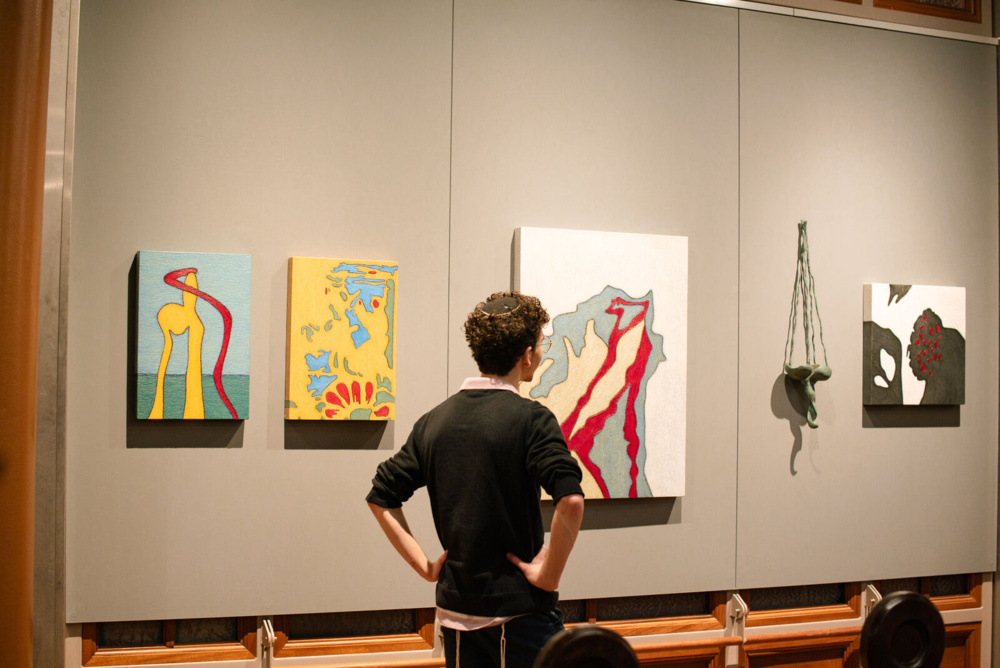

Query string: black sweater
366 388 583 617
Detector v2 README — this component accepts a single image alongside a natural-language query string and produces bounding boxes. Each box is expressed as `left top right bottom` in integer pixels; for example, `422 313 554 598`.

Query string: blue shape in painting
305 349 332 372
307 374 338 397
344 308 370 348
331 262 398 313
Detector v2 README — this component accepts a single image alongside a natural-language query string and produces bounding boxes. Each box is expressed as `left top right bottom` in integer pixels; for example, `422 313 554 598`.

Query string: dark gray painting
863 284 965 406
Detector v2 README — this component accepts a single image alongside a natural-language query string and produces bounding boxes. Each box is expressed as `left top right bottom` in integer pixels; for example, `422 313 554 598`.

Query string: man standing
367 291 584 668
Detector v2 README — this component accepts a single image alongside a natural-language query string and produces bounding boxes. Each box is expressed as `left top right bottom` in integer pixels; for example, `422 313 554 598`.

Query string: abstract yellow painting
285 257 397 420
137 251 251 420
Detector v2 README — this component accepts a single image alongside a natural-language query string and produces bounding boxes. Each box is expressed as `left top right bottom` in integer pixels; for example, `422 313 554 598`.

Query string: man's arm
367 502 447 582
507 493 584 592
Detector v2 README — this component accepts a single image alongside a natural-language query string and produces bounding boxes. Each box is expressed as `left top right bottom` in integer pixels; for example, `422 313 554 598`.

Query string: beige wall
58 0 998 631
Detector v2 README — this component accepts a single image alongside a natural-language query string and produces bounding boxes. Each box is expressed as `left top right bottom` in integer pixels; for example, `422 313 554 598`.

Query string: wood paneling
598 592 728 637
740 627 861 668
940 623 980 668
634 636 741 668
81 644 255 666
303 660 445 668
76 580 988 666
933 574 983 612
273 611 434 658
747 584 862 627
81 618 256 666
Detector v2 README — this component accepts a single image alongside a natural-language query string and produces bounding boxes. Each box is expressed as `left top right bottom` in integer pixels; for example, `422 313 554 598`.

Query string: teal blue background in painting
136 374 250 419
136 251 251 376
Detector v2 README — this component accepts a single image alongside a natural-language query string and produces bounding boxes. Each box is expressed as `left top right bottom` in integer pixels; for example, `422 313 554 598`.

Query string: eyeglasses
537 337 552 354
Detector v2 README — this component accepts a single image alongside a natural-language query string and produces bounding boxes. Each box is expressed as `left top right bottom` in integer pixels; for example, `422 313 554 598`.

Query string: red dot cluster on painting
913 321 943 375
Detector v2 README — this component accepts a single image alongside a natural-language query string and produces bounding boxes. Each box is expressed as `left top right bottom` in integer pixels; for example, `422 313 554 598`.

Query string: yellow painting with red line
285 257 397 420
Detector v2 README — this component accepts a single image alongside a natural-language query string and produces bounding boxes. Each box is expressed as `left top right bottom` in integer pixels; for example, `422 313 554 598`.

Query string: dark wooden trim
872 0 981 22
272 614 290 654
416 608 436 645
162 620 176 648
238 617 258 656
82 623 99 664
710 591 728 627
746 583 862 627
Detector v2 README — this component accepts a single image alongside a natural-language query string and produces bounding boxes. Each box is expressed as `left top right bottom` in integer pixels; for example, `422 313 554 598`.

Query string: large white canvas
515 227 687 498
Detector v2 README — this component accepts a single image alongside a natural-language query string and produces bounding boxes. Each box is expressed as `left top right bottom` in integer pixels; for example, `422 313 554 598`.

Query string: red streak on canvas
162 268 238 419
559 297 652 498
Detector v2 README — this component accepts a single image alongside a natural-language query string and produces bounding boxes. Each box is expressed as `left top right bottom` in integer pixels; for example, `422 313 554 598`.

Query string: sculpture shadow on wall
770 372 810 476
284 420 392 450
125 258 244 448
542 496 678 530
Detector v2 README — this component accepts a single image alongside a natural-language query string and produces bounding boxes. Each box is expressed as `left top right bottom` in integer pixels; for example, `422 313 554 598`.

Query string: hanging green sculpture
783 220 831 428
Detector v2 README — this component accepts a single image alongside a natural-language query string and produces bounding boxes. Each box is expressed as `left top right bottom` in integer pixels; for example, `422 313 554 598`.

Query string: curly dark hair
464 291 549 375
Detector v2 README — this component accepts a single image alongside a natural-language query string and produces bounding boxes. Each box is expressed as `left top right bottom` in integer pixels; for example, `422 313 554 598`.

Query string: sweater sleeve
366 426 425 508
525 402 584 502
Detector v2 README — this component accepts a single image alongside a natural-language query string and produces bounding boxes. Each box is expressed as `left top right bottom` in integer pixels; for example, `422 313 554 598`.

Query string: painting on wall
863 283 966 406
872 0 980 24
285 257 398 420
136 251 251 420
515 227 687 498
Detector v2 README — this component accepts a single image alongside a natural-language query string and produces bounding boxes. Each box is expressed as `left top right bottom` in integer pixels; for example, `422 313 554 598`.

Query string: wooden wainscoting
739 627 861 668
633 636 742 668
933 575 983 613
738 622 980 668
82 618 256 666
598 592 728 637
273 609 436 658
746 584 862 628
940 623 980 668
300 636 739 668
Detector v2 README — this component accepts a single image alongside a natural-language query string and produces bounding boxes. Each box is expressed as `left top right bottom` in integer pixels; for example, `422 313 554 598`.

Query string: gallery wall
67 0 454 621
65 0 998 623
737 11 999 587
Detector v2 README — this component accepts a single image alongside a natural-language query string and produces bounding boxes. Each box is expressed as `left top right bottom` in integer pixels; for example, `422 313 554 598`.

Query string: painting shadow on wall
284 420 393 450
862 406 959 428
770 373 810 475
125 259 245 448
543 497 679 530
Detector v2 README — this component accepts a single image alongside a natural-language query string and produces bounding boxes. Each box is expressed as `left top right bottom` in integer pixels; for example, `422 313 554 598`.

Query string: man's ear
519 346 533 367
